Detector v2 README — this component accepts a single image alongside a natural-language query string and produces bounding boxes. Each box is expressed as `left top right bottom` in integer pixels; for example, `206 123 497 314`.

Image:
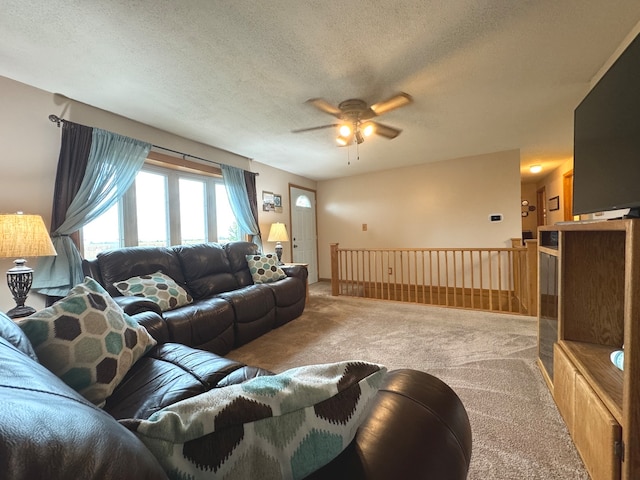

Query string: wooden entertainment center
538 219 639 480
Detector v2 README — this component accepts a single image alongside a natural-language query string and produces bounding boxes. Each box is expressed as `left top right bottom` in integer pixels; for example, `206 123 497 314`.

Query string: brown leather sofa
83 241 308 354
0 306 472 479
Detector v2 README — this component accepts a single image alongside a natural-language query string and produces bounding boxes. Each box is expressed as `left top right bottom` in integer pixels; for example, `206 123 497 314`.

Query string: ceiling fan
292 92 412 146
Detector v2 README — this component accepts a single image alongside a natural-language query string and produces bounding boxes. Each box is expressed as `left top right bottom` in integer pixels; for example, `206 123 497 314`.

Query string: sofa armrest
305 369 472 480
130 310 170 344
82 258 104 284
281 264 308 282
113 296 163 317
0 335 168 480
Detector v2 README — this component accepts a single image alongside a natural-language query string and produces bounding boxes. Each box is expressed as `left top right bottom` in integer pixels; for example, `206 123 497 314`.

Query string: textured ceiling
2 1 640 181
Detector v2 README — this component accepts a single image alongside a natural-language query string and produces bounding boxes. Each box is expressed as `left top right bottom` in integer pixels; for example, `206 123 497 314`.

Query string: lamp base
275 243 284 265
6 305 36 319
6 260 35 319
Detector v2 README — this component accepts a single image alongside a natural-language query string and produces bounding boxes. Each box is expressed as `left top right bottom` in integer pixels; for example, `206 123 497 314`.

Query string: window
296 194 312 208
82 203 121 260
136 170 169 247
179 178 206 245
81 160 241 259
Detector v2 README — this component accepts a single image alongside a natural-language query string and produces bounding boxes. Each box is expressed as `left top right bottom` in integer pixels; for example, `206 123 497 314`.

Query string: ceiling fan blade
370 92 413 116
372 122 402 139
291 123 339 133
306 98 342 117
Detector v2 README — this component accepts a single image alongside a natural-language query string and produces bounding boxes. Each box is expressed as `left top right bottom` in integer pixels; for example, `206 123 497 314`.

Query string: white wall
316 150 522 279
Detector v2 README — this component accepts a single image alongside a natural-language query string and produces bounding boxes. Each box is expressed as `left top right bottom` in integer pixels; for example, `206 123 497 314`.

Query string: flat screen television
573 32 640 217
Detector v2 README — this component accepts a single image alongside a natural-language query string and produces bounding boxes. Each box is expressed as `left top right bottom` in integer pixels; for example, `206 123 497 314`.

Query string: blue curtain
220 164 262 249
34 128 150 296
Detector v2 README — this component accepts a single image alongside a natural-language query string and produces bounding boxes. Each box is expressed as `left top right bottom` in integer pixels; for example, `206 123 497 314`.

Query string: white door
290 186 318 283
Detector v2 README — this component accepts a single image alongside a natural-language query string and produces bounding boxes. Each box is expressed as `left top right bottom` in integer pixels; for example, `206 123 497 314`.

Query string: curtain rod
47 114 257 174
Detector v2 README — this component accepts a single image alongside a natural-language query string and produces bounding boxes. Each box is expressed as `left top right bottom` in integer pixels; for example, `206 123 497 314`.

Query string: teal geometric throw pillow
120 361 387 480
113 271 192 312
246 254 287 284
18 277 157 407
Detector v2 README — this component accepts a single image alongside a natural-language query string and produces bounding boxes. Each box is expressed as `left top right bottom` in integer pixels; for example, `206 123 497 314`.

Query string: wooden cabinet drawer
574 374 621 480
553 343 576 431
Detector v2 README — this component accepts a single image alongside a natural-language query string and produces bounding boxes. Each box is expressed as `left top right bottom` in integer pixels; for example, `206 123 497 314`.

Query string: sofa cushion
266 276 307 327
174 243 240 299
105 343 272 421
246 254 287 284
114 271 193 312
224 241 260 287
121 361 386 480
161 297 236 355
219 284 276 346
17 277 157 407
96 246 185 297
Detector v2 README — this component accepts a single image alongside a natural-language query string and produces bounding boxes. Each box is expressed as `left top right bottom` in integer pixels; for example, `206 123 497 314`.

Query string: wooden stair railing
330 240 538 315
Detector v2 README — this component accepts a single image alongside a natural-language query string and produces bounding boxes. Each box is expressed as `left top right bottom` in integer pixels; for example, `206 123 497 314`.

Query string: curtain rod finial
48 114 61 127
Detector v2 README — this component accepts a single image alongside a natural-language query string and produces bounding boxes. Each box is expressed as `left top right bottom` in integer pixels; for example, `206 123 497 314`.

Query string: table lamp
0 213 57 318
267 222 289 265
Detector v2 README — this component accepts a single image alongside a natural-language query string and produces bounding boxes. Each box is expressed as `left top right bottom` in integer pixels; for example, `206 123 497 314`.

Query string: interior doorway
537 187 547 226
289 185 318 284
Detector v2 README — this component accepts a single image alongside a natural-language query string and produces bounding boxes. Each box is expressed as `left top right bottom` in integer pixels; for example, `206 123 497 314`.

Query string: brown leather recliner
0 307 472 480
83 241 308 354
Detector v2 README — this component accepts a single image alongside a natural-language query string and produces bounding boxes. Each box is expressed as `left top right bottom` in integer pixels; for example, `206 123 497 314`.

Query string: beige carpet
228 281 589 479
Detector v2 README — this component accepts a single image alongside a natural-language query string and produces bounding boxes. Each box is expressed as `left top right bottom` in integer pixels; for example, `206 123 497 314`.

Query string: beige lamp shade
0 213 57 259
267 222 289 243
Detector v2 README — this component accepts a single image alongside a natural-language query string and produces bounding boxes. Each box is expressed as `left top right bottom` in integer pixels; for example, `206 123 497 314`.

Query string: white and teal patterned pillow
18 277 157 407
113 271 192 312
121 361 386 480
246 254 287 284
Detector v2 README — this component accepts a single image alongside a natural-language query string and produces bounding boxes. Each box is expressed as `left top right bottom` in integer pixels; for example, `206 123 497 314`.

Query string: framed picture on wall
273 194 283 212
549 196 560 211
262 191 275 211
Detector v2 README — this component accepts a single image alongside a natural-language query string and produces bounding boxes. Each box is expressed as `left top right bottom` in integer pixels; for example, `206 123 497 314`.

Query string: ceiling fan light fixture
336 135 350 146
339 124 352 137
362 122 375 137
294 92 411 147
